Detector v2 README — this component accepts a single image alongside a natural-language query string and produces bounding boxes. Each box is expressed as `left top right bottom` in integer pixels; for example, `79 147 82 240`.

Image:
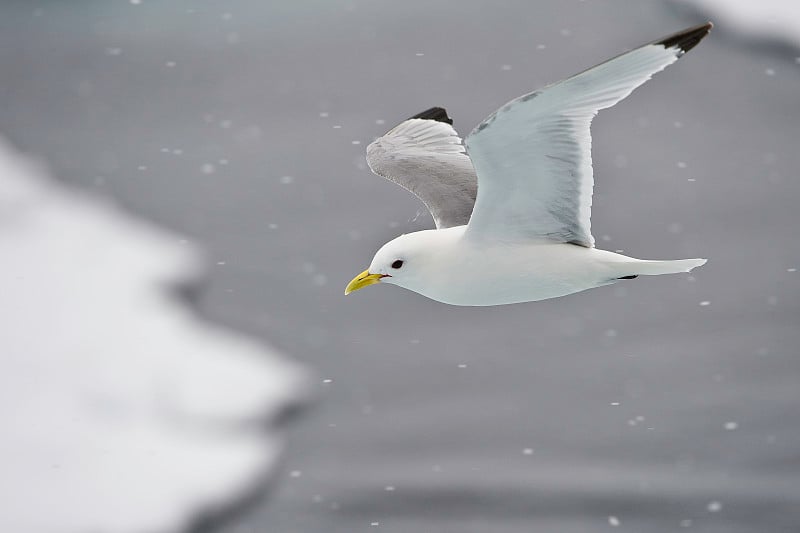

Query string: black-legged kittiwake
346 23 712 306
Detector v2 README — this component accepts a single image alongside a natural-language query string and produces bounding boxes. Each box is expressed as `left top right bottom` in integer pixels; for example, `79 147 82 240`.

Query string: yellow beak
344 269 384 295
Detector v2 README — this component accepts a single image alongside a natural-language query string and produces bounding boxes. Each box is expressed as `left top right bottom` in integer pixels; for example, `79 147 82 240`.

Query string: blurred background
1 1 799 532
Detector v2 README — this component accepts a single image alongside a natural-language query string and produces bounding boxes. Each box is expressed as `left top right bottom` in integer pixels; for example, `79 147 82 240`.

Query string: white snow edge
0 138 307 533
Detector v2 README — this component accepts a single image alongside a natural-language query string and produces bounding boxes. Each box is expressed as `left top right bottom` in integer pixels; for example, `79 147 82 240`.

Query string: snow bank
672 0 800 48
0 139 306 533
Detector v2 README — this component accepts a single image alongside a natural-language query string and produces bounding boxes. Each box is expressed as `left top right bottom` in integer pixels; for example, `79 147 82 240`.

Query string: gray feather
366 115 477 229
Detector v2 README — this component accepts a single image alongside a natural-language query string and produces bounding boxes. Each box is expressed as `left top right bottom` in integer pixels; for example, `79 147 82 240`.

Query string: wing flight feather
464 23 712 246
366 108 477 229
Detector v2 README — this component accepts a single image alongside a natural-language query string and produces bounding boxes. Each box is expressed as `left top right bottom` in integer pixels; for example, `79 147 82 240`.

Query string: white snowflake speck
707 501 723 512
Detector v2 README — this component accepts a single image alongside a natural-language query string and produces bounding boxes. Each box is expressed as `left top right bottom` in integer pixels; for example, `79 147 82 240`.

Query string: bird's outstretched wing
366 107 477 229
464 23 712 247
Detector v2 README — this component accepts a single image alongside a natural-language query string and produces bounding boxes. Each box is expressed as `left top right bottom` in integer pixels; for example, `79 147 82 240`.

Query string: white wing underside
464 39 694 247
366 117 477 229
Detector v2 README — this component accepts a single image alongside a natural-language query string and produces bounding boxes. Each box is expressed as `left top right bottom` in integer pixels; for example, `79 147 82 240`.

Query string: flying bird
346 23 711 306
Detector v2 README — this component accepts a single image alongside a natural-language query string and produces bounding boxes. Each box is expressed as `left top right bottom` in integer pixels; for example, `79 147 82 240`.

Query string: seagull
345 23 711 306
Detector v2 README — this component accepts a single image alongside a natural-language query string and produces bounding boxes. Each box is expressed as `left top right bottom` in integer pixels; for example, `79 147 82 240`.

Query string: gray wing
366 107 477 229
464 23 712 247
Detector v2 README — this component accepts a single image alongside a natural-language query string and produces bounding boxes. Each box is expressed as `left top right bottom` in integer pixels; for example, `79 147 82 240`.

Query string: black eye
391 260 404 269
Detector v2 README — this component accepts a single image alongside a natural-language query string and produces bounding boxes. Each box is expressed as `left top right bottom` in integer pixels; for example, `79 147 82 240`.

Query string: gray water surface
2 1 799 532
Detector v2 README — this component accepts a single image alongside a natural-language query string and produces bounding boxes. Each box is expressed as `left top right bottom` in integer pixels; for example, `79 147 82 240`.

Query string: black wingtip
657 22 713 54
409 107 453 125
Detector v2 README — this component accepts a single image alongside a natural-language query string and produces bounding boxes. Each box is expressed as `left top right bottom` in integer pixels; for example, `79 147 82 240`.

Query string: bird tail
628 258 707 276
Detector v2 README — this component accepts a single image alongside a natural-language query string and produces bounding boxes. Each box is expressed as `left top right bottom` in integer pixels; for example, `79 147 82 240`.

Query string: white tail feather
631 258 707 276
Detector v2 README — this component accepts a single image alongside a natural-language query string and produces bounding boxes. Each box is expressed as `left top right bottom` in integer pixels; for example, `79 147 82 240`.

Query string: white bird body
370 226 705 306
346 23 712 306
